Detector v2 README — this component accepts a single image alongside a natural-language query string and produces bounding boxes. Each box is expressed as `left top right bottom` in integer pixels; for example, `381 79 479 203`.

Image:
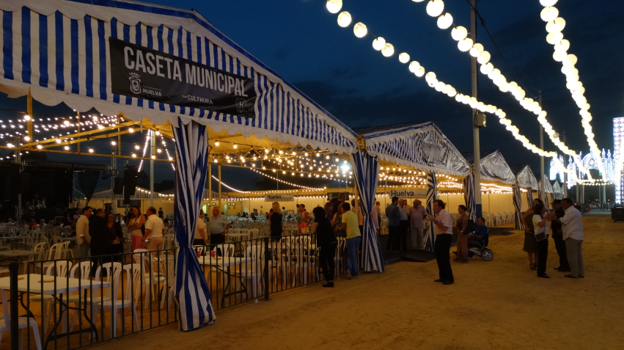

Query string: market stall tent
355 122 471 252
0 0 362 331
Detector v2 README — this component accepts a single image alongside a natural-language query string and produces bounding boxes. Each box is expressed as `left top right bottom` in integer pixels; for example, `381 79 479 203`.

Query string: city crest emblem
129 72 141 94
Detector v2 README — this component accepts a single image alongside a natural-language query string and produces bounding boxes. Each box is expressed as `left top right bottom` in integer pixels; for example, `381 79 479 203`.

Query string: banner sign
389 189 428 198
264 194 295 202
109 38 256 118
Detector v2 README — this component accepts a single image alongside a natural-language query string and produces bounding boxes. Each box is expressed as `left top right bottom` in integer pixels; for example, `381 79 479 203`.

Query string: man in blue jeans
340 202 361 280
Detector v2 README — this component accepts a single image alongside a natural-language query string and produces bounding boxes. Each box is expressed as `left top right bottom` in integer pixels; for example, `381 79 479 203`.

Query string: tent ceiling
512 164 539 189
1 0 357 156
355 122 471 177
463 150 516 185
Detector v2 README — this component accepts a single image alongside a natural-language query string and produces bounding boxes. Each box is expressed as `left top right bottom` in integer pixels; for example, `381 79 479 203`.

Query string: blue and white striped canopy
0 0 357 154
355 122 470 176
424 171 437 252
512 164 539 189
463 173 477 222
512 183 524 230
463 150 516 185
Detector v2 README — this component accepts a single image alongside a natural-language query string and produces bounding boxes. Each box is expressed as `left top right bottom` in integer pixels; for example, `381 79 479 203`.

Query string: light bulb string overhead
324 0 555 158
410 0 593 179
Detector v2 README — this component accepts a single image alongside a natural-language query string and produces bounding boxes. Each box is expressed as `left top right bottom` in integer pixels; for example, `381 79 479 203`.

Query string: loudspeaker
124 167 137 196
113 177 124 194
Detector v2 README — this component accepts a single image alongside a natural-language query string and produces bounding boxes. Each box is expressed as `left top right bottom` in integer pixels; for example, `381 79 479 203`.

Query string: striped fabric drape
351 150 384 272
424 171 437 252
527 188 534 207
0 1 356 153
462 173 477 222
173 118 215 331
513 183 524 230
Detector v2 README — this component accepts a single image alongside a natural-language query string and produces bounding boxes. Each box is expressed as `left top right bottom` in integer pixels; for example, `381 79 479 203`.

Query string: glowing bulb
24 115 31 121
88 148 94 153
36 145 43 149
24 136 31 141
398 52 410 64
326 0 342 14
381 43 395 57
215 141 220 146
128 128 134 133
64 146 69 150
426 0 444 17
337 11 352 28
353 22 367 38
233 144 238 149
458 38 473 52
56 139 62 144
134 144 140 150
111 140 116 146
372 37 386 51
132 153 136 158
451 26 468 41
540 7 559 22
437 13 453 29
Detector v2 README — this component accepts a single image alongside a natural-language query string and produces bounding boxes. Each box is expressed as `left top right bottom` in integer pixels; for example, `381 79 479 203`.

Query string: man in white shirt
556 198 585 279
409 199 427 251
194 210 208 245
209 207 231 245
427 200 454 285
76 206 92 258
143 207 164 251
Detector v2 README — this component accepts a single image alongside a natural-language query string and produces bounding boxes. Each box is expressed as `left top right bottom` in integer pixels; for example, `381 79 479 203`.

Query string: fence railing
3 234 354 350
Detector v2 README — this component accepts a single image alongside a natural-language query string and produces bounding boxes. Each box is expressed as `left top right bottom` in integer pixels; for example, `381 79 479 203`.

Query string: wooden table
0 250 35 260
0 274 110 348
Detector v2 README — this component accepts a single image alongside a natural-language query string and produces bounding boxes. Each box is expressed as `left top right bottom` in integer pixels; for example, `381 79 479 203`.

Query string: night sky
1 0 623 191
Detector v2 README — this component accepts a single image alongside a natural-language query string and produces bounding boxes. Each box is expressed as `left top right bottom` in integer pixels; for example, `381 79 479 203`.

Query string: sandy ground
91 212 624 350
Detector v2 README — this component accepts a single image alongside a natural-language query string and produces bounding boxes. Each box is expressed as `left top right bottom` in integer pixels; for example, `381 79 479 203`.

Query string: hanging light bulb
24 115 31 121
540 7 559 22
398 52 410 64
372 37 386 51
451 26 468 41
215 141 220 146
426 0 444 17
477 50 491 64
469 43 484 57
437 12 453 29
540 0 558 6
326 0 342 14
64 146 70 150
381 43 395 57
233 144 238 149
337 11 352 28
128 128 134 133
353 22 367 38
457 38 473 52
23 135 30 141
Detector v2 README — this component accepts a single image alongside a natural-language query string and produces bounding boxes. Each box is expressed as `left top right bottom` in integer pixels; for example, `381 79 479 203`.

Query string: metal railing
4 234 354 349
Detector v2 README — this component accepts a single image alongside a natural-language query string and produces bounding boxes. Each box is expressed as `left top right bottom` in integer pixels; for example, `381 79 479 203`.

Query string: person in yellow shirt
340 202 361 280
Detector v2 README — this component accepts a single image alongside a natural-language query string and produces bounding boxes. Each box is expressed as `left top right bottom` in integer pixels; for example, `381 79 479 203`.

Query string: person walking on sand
454 205 470 263
554 198 585 279
533 203 555 278
427 200 454 285
550 200 570 272
522 198 543 270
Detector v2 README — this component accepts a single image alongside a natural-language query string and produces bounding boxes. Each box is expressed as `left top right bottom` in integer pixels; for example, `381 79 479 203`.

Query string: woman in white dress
127 206 145 251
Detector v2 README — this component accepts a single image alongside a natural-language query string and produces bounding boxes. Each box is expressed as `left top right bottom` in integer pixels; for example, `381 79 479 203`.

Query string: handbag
535 232 547 242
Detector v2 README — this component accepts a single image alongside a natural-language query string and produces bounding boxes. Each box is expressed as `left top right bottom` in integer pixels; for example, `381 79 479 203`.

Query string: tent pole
76 111 81 153
26 89 33 140
218 162 222 210
539 92 545 205
470 0 482 218
208 154 212 218
150 130 155 207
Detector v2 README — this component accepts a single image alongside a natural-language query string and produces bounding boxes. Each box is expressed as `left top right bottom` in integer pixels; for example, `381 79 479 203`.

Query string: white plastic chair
0 288 42 350
91 264 141 338
294 236 317 286
66 261 93 331
335 237 347 278
133 250 166 309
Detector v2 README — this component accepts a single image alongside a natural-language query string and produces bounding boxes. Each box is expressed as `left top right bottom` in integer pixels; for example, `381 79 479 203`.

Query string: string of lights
324 0 555 158
537 0 605 176
408 0 593 179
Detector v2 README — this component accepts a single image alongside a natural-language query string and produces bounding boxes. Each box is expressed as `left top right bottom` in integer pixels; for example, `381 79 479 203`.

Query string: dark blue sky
2 0 623 191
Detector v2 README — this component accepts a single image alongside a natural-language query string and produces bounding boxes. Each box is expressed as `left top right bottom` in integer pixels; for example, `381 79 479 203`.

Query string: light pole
470 0 482 218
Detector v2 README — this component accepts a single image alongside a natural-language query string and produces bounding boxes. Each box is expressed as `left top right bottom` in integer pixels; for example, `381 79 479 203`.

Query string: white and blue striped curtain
526 187 534 206
173 118 215 331
424 171 437 252
513 183 524 230
462 173 477 222
351 150 384 273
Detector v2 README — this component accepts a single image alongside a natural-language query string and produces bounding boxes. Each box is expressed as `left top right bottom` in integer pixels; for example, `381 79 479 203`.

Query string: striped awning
0 0 357 154
463 150 516 185
355 122 471 176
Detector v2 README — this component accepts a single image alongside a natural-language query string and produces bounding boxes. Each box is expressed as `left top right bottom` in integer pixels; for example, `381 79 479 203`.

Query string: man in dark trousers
385 196 401 253
551 200 570 272
89 208 112 276
427 200 454 285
